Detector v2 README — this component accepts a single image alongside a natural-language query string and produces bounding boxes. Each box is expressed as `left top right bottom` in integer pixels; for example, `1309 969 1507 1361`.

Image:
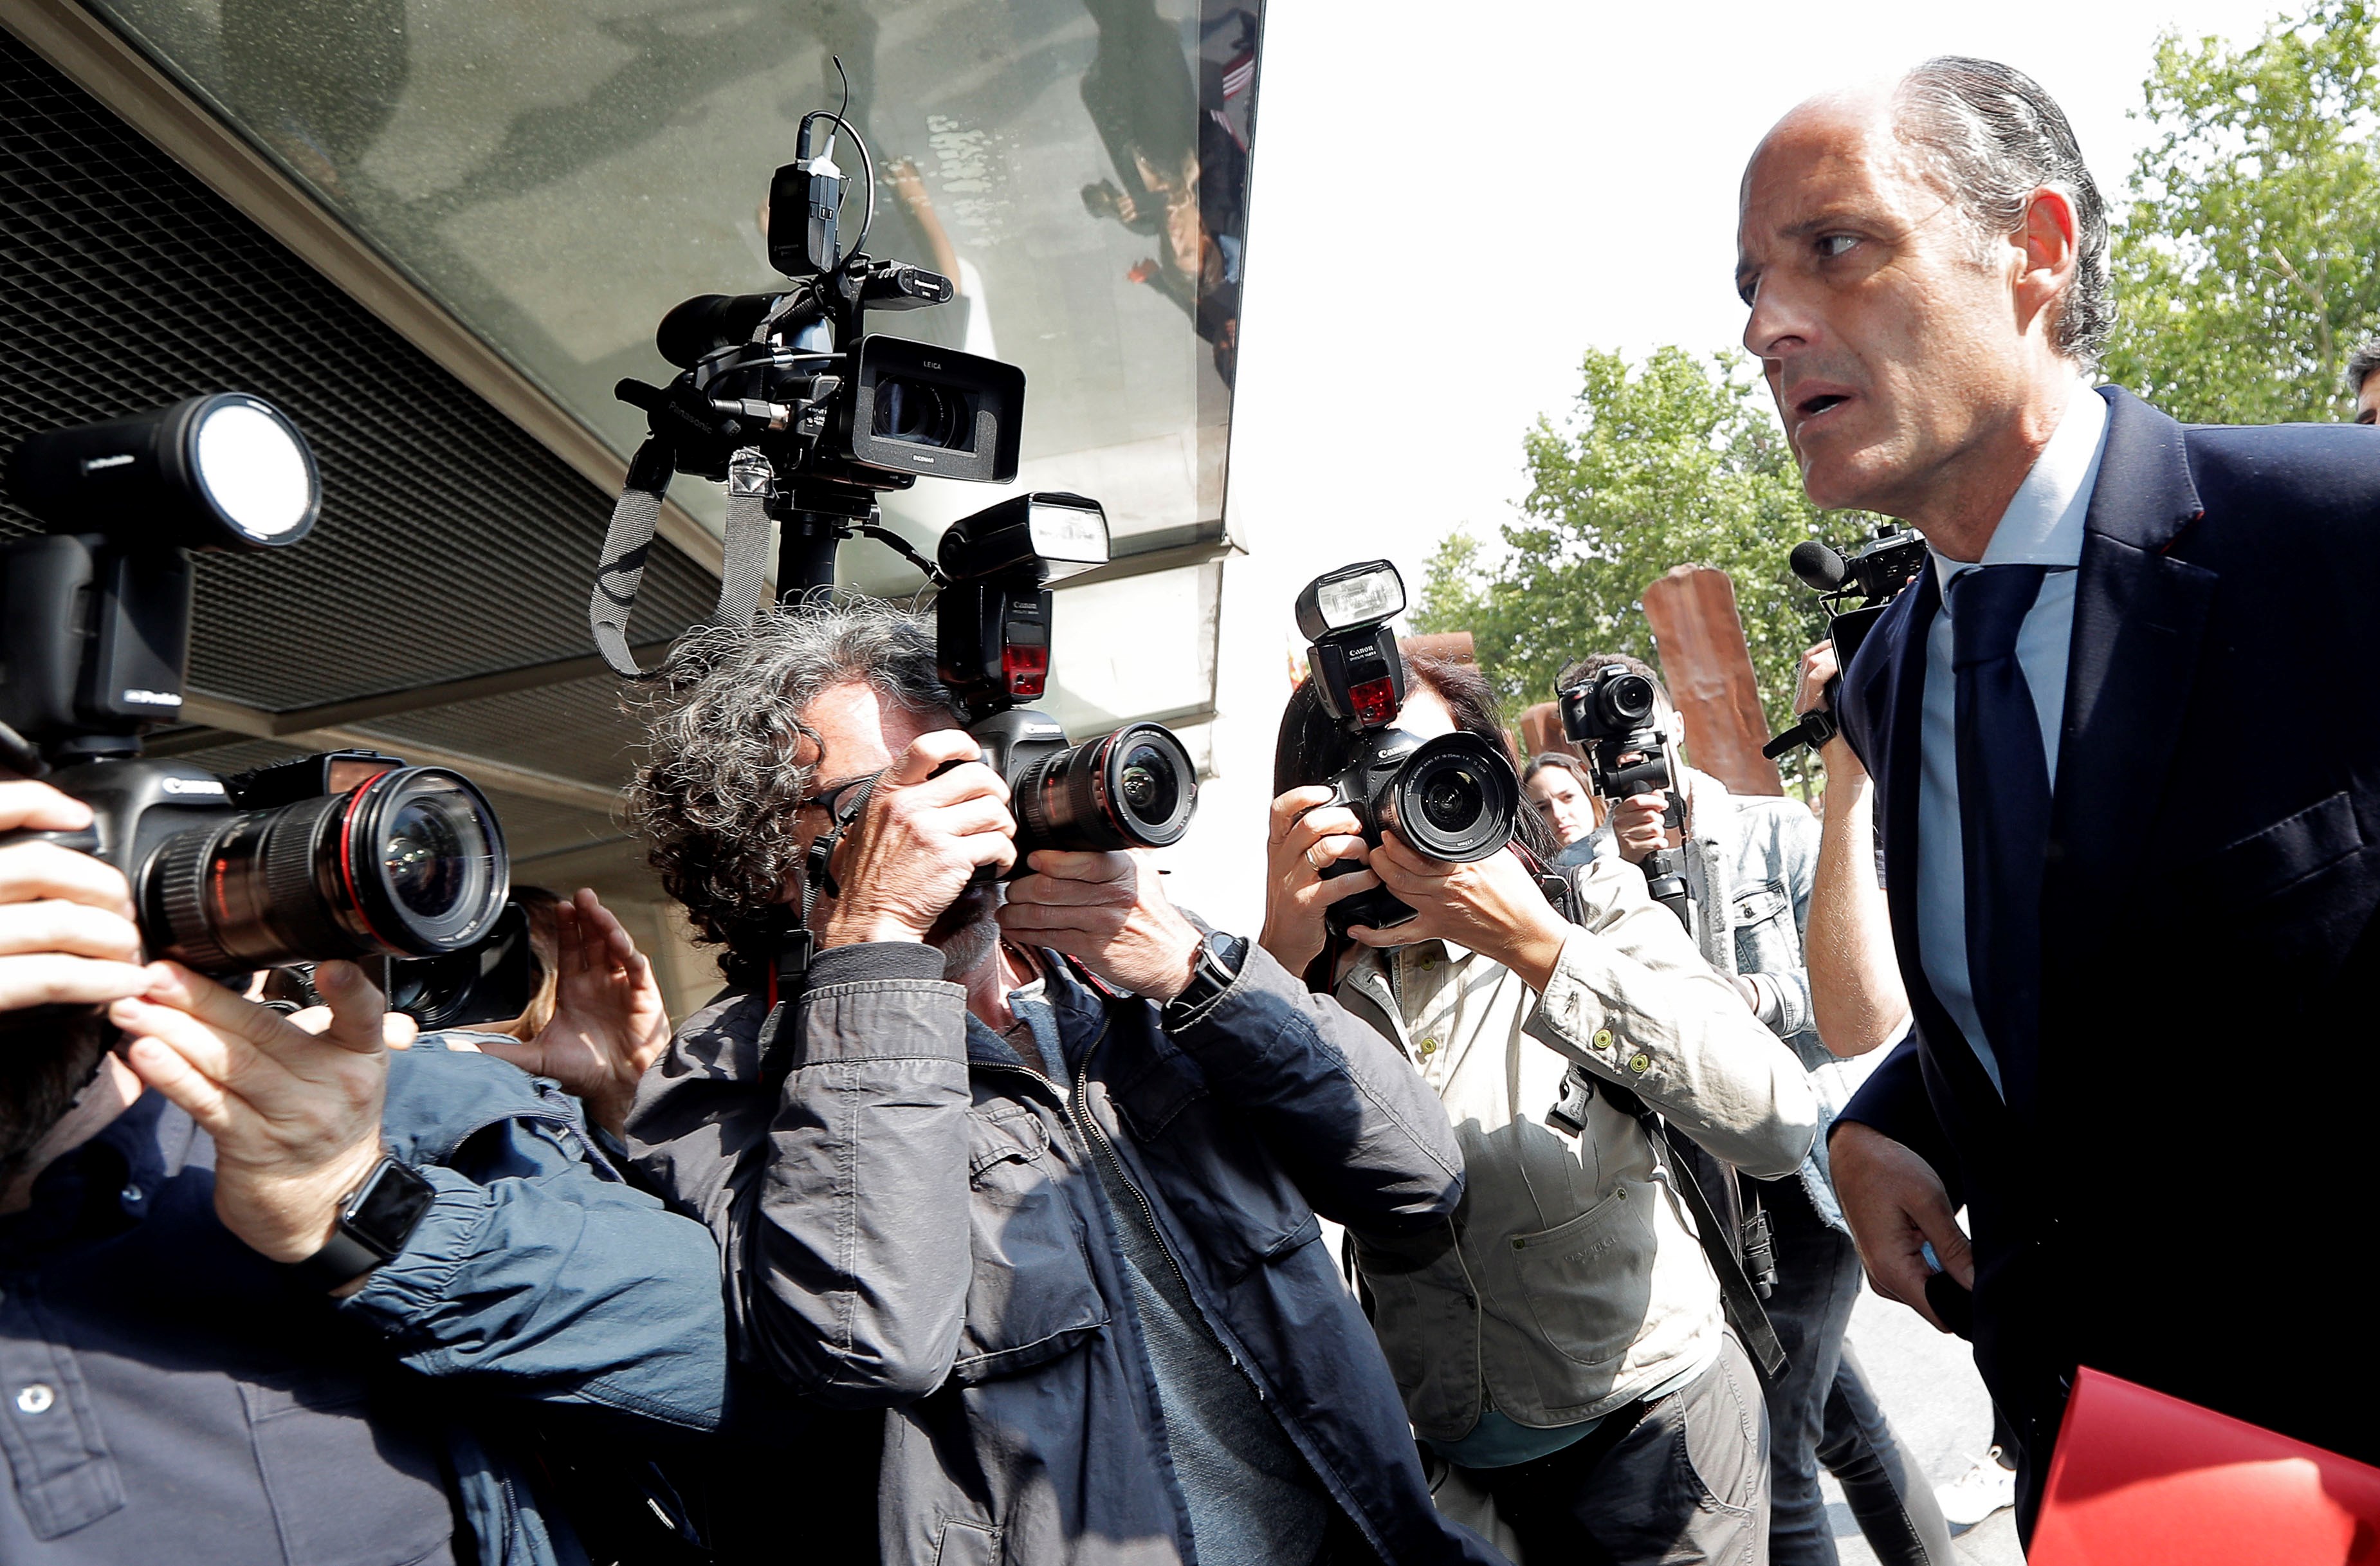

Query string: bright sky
1160 0 2293 929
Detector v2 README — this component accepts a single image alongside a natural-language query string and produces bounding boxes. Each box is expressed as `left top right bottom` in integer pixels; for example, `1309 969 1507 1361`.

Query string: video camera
1295 560 1520 937
1559 663 1693 932
934 494 1197 868
592 93 1030 677
0 396 510 988
1761 522 1928 759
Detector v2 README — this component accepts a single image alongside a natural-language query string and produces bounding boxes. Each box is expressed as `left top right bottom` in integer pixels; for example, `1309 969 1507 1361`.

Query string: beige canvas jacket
1337 852 1818 1441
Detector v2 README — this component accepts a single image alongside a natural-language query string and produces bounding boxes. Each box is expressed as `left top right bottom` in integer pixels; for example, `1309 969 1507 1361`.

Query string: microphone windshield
1790 539 1849 592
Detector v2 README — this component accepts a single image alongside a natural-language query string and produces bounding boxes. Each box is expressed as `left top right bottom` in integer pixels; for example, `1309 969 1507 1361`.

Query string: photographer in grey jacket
1559 652 1951 1566
1267 652 1817 1564
625 603 1502 1566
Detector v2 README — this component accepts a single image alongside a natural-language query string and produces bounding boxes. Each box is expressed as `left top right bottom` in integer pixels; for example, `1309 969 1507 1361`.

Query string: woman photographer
1262 653 1817 1564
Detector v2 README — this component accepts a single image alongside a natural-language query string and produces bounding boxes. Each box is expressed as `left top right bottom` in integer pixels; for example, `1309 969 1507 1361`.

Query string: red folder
2029 1368 2380 1565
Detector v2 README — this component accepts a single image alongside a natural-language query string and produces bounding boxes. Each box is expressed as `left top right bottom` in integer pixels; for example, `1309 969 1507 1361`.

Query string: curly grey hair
2348 336 2380 399
1894 57 2114 369
629 599 956 970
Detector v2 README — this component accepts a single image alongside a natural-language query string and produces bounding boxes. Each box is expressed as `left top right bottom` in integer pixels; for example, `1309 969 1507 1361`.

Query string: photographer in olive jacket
0 777 725 1566
1267 654 1817 1564
625 603 1499 1566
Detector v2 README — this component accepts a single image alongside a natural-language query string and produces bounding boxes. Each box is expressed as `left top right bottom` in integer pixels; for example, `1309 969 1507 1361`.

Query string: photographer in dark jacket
625 602 1498 1566
0 776 726 1565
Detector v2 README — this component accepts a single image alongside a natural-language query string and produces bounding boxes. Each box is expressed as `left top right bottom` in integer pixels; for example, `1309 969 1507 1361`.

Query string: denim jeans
1763 1173 1955 1566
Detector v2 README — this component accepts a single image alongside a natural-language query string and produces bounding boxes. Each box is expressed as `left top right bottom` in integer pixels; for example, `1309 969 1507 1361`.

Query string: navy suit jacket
1835 386 2380 1466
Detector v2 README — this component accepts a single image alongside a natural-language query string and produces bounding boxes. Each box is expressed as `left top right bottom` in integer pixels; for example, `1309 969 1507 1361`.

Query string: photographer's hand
999 850 1202 1000
0 780 149 1013
1830 1120 1973 1332
1606 791 1672 865
473 890 670 1138
1257 786 1382 977
1795 640 1865 783
1351 833 1571 993
109 959 387 1281
820 732 1015 946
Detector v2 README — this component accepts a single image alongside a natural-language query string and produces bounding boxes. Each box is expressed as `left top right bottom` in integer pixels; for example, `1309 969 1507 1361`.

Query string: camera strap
590 441 779 680
1539 865 1787 1380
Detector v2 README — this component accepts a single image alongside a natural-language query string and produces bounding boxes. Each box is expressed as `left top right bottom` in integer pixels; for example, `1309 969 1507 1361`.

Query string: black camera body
1295 561 1520 937
611 107 1029 605
1762 522 1929 760
1559 663 1693 930
1 398 511 986
933 494 1197 869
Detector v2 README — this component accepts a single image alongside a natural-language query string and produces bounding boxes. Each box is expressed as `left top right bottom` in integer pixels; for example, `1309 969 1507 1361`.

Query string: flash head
938 492 1109 586
7 394 320 552
1295 560 1404 643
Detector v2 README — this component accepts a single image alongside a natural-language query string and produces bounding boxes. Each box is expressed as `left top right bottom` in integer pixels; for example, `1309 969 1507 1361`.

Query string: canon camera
0 397 510 985
933 493 1196 869
1295 560 1520 936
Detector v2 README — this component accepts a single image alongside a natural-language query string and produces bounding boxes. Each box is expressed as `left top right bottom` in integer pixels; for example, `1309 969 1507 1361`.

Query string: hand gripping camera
1295 561 1521 936
0 397 509 983
1761 522 1929 759
934 493 1197 868
592 95 1031 677
1559 663 1694 932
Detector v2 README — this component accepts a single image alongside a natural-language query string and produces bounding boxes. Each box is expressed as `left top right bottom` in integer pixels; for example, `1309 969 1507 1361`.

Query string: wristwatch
289 1153 436 1293
1160 930 1247 1034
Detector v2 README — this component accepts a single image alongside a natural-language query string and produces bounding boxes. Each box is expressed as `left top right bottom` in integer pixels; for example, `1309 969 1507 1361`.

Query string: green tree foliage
2102 0 2380 422
1411 347 1849 755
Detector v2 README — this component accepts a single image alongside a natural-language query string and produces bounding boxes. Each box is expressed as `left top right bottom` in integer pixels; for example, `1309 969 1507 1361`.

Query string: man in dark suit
1735 56 2380 1530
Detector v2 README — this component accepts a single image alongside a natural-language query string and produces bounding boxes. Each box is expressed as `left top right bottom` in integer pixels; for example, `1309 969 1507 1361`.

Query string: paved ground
1820 1283 2024 1565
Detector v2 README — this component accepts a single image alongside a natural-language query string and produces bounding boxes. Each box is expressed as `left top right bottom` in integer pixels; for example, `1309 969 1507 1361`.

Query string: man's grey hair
1893 57 2114 368
630 599 956 968
2348 335 2380 398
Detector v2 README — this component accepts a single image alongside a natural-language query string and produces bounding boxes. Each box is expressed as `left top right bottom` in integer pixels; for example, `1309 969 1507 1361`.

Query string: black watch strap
289 1154 435 1293
1161 931 1246 1034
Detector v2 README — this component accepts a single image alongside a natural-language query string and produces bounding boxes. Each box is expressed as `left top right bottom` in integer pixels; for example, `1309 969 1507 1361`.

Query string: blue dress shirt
1914 382 2110 1096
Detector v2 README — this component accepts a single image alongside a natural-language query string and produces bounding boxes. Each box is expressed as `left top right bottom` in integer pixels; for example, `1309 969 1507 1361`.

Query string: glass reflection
86 0 1263 575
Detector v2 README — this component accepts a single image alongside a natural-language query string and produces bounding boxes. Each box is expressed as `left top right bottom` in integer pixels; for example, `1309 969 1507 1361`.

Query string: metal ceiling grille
0 24 717 718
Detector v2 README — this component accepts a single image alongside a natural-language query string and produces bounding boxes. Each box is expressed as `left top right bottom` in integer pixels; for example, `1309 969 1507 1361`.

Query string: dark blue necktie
1950 564 2052 1108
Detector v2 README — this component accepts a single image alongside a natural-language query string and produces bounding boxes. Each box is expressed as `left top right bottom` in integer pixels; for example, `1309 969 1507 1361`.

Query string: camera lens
143 766 508 974
1012 722 1198 855
872 376 971 450
1420 767 1486 834
1603 672 1656 726
1385 732 1519 863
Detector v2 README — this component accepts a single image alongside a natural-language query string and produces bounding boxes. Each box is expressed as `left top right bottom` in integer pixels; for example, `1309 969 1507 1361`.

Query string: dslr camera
1761 522 1928 759
0 396 509 987
934 493 1197 867
1559 663 1694 930
594 100 1030 672
1295 560 1520 936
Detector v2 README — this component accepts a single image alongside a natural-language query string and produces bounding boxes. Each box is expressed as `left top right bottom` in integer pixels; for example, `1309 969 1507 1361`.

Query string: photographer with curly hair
625 602 1502 1566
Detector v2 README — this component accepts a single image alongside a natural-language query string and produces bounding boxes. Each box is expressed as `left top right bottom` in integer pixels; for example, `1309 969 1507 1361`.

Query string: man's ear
2015 185 2081 340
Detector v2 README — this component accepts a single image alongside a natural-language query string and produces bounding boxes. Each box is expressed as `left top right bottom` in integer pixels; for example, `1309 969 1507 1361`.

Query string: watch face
343 1159 435 1256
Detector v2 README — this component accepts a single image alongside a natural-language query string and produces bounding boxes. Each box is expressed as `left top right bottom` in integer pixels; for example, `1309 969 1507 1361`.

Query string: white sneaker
1935 1446 2018 1529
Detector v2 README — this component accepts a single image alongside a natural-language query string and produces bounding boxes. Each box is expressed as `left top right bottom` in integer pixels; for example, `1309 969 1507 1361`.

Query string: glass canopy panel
82 0 1256 672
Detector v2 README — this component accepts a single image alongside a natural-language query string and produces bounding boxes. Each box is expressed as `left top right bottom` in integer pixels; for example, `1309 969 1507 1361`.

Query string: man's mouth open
1797 392 1851 425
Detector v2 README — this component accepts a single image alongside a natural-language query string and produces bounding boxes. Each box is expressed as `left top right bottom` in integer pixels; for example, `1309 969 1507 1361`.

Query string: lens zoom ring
150 833 237 972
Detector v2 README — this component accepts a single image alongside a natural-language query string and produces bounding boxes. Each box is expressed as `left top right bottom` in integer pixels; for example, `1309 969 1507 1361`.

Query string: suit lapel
2044 389 2217 953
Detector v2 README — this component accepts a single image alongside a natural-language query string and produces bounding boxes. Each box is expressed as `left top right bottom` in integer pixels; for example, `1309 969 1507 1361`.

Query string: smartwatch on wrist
289 1153 436 1293
1160 930 1247 1034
